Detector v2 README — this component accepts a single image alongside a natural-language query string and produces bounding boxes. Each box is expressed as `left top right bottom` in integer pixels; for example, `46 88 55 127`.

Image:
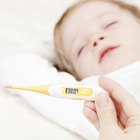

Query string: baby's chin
79 64 128 79
76 59 139 80
100 59 139 75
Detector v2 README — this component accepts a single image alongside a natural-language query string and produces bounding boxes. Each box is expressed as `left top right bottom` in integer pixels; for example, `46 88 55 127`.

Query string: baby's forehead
70 2 119 17
62 1 122 30
63 1 122 26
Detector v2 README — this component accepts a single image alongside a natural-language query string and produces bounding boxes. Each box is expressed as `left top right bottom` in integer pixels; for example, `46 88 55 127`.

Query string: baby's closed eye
104 21 118 29
78 44 87 56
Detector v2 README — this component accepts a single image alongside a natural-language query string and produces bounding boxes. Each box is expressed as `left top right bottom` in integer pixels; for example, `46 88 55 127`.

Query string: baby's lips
98 45 120 63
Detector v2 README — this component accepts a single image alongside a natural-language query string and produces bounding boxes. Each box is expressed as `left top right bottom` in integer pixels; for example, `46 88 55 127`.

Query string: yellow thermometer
8 84 104 101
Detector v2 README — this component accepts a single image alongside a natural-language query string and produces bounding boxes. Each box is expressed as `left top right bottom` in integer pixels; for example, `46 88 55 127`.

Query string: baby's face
61 1 140 79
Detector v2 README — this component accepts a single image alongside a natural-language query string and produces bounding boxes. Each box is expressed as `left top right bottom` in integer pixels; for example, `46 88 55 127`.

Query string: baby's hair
54 0 140 79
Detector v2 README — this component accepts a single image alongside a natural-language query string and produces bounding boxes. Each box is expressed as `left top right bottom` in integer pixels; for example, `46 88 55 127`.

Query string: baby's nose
93 36 105 47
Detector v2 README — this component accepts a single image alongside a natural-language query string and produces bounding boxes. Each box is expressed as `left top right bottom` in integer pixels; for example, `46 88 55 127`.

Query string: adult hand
83 76 140 140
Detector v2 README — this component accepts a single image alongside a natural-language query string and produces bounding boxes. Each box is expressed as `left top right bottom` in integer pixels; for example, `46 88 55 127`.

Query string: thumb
95 93 119 132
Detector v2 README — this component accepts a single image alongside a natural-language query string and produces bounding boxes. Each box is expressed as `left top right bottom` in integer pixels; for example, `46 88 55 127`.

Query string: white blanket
0 53 140 140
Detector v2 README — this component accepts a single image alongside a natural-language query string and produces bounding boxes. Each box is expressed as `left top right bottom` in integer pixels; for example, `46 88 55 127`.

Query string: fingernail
96 94 109 108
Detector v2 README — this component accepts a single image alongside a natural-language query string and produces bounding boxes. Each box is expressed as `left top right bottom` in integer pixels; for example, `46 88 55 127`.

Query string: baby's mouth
99 45 120 63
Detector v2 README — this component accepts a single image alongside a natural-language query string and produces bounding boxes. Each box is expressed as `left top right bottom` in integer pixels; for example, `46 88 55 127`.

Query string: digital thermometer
8 84 104 101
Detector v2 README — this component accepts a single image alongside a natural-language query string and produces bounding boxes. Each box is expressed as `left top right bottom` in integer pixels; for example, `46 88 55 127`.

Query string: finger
95 93 120 132
83 107 99 130
99 76 140 118
112 97 127 127
84 101 96 111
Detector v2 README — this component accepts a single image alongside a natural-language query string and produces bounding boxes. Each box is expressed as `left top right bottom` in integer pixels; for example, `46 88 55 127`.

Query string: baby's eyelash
105 21 118 29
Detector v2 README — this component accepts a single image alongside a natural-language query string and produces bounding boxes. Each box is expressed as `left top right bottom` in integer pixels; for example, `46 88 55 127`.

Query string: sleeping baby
54 0 140 80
